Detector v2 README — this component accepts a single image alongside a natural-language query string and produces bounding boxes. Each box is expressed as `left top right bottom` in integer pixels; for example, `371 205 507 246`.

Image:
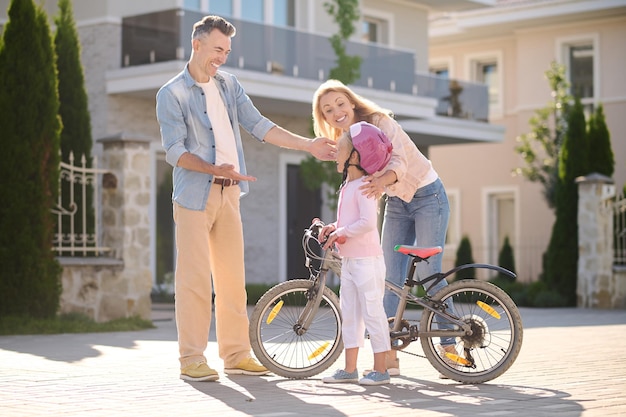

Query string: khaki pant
173 184 251 369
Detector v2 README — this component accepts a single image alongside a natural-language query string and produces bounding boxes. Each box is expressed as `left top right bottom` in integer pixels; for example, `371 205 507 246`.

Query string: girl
320 122 392 386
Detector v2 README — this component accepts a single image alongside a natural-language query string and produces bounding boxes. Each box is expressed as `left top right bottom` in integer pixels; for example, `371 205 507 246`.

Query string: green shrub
497 236 516 281
454 235 476 280
246 283 277 305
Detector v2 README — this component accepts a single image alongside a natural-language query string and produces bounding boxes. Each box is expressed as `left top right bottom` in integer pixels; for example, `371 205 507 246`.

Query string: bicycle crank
389 318 414 350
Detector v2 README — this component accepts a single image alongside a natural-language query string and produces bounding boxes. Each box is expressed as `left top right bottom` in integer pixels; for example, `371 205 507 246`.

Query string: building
1 0 512 292
428 0 626 281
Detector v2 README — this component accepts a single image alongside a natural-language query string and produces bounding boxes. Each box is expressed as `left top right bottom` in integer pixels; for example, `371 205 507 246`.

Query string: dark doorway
287 164 321 280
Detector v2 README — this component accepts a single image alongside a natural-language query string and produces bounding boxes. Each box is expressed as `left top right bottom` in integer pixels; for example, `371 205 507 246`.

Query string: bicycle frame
296 221 516 348
250 221 523 382
387 250 517 348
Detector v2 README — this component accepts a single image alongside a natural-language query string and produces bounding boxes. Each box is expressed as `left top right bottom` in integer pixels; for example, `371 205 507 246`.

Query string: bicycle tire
420 279 523 383
249 279 343 379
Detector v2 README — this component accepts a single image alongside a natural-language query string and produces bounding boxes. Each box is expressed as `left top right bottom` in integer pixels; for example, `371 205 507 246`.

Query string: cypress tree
496 236 516 281
54 0 94 251
543 96 589 305
587 104 614 178
454 235 475 280
0 0 62 318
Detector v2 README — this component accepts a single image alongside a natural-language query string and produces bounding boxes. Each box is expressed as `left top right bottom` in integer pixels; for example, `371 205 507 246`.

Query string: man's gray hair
192 15 236 40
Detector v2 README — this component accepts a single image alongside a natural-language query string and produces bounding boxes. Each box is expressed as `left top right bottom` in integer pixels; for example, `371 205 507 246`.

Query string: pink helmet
349 122 393 174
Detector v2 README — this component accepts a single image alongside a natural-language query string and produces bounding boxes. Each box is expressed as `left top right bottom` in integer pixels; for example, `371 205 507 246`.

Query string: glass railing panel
121 9 489 122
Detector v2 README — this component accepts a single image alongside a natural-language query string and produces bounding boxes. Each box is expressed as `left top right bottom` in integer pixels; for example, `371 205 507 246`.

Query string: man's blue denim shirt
156 65 276 210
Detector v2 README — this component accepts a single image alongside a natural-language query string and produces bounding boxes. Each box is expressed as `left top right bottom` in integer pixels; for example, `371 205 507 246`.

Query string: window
465 52 503 118
209 0 232 16
431 67 449 78
569 44 594 99
477 61 499 108
361 19 379 43
273 0 295 27
361 9 392 45
483 188 518 276
241 0 264 22
558 35 598 114
184 0 202 10
429 57 453 78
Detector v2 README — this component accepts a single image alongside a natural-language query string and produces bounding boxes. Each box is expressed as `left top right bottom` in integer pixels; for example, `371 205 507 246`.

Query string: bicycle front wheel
249 279 343 379
420 279 523 383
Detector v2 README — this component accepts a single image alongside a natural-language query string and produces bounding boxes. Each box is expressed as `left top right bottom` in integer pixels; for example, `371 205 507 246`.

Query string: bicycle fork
293 271 328 335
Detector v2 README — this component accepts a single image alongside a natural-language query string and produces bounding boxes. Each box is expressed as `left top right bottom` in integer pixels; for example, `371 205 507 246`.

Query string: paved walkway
1 305 625 417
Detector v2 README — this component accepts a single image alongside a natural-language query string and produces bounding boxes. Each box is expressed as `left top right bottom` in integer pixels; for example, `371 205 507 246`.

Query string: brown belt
213 177 239 187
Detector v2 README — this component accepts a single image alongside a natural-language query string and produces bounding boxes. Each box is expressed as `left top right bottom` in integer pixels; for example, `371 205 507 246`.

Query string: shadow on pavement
275 376 583 416
187 376 350 417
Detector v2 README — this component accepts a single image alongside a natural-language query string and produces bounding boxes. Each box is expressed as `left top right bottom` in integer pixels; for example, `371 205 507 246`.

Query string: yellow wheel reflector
308 342 330 360
477 301 501 319
266 300 284 324
445 352 471 366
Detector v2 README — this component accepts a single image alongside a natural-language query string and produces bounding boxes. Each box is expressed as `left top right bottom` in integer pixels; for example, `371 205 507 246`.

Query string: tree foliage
454 235 475 280
513 61 572 210
55 0 92 163
542 96 588 306
587 104 614 178
496 236 516 281
324 0 362 84
300 0 362 209
0 0 62 318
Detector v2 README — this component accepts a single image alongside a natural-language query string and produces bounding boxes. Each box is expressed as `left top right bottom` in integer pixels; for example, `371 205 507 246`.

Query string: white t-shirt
198 78 239 173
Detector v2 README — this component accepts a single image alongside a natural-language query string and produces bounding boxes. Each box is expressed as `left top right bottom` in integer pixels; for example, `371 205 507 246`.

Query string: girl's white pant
339 255 391 353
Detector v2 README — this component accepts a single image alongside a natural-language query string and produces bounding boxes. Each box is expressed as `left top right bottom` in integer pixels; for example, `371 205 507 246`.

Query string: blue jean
381 178 454 345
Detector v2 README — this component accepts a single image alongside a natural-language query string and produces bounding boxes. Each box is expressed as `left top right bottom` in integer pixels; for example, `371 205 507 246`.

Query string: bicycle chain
394 319 428 360
399 349 427 359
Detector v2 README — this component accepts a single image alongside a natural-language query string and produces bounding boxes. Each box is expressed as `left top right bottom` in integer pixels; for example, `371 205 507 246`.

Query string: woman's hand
360 170 397 199
360 175 386 199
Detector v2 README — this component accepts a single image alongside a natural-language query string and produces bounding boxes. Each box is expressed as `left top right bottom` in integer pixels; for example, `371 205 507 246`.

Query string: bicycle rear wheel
249 279 343 379
420 279 523 383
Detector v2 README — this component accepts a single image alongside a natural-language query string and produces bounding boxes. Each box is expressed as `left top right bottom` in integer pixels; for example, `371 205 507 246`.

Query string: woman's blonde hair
312 79 393 141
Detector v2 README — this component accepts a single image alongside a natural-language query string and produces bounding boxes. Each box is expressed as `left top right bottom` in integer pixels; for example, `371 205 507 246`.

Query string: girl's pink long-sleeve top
332 177 383 258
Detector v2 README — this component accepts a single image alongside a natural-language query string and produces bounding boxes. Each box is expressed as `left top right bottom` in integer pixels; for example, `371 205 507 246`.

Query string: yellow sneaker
180 361 219 382
224 357 270 376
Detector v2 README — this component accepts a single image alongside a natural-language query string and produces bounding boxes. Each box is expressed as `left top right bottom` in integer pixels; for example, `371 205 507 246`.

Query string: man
156 15 335 382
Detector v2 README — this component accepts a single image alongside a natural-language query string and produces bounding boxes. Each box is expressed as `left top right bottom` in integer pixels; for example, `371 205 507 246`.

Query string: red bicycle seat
394 245 442 258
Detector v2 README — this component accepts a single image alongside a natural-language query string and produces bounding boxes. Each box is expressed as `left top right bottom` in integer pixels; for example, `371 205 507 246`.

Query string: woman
312 79 455 377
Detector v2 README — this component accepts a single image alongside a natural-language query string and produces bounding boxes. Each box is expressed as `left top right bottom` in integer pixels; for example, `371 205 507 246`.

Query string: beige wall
430 13 626 282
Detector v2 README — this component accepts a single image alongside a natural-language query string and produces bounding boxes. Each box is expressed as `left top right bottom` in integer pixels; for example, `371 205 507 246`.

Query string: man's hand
308 137 337 161
214 163 257 182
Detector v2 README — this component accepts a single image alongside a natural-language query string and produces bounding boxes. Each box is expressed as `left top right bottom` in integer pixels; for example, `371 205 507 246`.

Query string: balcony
121 9 488 122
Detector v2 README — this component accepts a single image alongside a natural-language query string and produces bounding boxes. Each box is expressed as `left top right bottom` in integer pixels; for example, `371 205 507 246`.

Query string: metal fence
51 152 110 256
614 190 626 266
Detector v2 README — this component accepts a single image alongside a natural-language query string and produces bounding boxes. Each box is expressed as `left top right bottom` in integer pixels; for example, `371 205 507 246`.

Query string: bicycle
249 220 523 383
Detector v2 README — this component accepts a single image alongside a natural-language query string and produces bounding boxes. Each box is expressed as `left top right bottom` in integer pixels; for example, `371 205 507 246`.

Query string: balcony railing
121 9 488 122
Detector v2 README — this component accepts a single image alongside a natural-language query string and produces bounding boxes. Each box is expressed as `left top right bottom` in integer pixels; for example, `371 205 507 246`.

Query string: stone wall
577 173 626 309
58 133 153 322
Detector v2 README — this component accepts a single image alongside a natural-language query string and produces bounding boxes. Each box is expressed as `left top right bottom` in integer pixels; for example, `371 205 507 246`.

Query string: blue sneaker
359 371 390 386
322 369 359 383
